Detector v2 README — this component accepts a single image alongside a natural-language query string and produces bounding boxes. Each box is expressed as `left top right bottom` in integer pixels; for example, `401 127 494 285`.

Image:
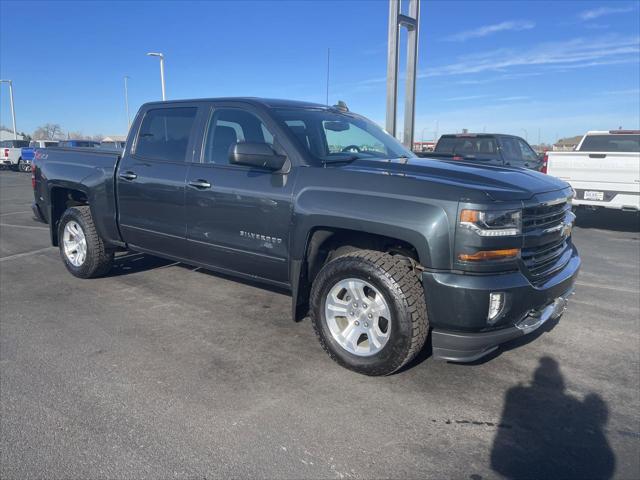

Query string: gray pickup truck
32 98 580 375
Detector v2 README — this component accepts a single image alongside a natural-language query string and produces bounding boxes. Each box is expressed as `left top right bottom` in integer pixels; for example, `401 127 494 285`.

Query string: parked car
545 130 640 212
1 139 30 170
57 140 100 148
32 98 579 375
416 134 544 171
20 140 59 172
99 140 126 150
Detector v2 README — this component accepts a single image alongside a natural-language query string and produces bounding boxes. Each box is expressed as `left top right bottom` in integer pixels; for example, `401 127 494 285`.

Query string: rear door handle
188 179 211 189
119 171 137 181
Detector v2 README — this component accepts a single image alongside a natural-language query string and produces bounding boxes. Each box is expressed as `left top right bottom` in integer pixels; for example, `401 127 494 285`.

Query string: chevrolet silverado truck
32 98 580 375
416 133 544 171
545 130 640 212
21 140 60 172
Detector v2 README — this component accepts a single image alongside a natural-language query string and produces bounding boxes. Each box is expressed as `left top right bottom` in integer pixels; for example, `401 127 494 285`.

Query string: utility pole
0 79 18 139
124 76 131 129
326 48 330 106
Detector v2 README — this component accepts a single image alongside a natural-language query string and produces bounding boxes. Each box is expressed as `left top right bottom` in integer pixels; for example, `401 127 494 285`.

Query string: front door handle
119 171 137 181
188 179 211 189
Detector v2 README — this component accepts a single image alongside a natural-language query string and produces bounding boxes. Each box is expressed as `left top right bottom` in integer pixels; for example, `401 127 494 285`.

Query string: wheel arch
290 225 426 322
49 185 89 246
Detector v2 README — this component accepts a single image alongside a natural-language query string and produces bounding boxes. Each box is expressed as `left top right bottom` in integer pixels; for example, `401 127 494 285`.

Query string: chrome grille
522 199 571 283
522 201 570 232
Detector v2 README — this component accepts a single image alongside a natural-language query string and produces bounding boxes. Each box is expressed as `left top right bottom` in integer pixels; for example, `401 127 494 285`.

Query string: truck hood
338 157 569 201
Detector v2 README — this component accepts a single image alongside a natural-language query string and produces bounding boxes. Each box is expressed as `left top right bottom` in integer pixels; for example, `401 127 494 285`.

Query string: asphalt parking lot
1 169 638 479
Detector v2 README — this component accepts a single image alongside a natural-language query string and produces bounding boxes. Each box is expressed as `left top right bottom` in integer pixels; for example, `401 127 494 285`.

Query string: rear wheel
58 206 113 278
310 250 428 376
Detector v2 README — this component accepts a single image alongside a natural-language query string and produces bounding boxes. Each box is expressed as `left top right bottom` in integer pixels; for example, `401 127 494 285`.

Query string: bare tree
91 134 104 142
67 131 88 140
33 123 63 140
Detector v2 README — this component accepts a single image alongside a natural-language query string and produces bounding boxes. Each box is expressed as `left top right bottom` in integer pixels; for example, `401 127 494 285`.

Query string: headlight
460 209 521 236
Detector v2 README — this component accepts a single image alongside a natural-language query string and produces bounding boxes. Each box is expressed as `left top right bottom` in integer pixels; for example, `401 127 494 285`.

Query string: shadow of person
490 357 615 479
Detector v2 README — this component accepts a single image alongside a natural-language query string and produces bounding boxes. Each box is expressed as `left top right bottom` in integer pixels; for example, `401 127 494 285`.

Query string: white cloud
579 6 635 21
444 94 491 101
604 88 640 95
444 20 535 42
353 35 640 91
419 34 640 78
496 96 530 102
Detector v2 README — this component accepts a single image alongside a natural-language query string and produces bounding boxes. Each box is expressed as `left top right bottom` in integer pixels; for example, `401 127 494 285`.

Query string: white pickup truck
545 130 640 212
0 139 30 170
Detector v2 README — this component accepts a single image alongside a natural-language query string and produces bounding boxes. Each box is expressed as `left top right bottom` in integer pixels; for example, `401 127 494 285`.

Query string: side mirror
229 142 287 171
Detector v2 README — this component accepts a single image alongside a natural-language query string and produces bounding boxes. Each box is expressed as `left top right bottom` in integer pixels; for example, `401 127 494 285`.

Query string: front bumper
422 246 580 362
431 289 574 362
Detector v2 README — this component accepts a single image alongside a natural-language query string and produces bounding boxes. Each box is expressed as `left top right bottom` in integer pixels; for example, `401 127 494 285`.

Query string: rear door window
136 107 198 162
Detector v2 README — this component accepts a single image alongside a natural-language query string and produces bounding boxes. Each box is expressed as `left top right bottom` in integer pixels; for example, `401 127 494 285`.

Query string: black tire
310 249 428 376
58 206 114 278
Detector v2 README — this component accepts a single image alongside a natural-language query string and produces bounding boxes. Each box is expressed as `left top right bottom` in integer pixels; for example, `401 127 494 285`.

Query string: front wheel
58 206 114 278
310 250 428 376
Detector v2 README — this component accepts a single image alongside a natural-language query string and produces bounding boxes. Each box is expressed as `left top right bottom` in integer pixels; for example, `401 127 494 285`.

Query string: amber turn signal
459 209 479 223
458 248 520 262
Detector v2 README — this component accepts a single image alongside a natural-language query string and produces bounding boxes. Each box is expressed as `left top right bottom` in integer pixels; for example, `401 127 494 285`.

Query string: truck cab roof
142 97 331 110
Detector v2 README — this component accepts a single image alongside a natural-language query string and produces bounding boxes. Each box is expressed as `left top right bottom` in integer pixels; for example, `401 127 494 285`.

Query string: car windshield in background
271 108 414 164
435 136 500 158
579 134 640 152
2 140 30 148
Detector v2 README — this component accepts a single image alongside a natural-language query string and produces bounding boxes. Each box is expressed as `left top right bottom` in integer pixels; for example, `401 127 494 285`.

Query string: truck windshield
271 108 414 164
579 134 640 152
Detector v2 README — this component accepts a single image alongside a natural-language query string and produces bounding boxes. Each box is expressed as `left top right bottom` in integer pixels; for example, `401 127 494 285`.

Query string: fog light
488 292 505 323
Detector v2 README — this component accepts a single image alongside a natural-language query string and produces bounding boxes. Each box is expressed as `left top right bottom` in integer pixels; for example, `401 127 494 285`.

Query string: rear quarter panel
36 147 122 245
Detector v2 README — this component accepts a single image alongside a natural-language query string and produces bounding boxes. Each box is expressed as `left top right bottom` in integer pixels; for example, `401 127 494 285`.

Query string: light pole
520 128 528 142
147 52 166 101
420 127 428 142
0 79 17 139
325 48 330 106
124 76 131 129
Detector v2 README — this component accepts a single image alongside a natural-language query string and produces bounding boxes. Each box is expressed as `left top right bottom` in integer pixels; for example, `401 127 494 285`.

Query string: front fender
291 187 453 269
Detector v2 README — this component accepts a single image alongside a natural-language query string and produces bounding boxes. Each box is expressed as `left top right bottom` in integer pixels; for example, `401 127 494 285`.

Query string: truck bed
33 146 122 244
546 151 640 210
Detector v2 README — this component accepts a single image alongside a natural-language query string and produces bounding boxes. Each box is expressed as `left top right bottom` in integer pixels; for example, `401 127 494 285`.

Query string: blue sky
1 0 639 144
